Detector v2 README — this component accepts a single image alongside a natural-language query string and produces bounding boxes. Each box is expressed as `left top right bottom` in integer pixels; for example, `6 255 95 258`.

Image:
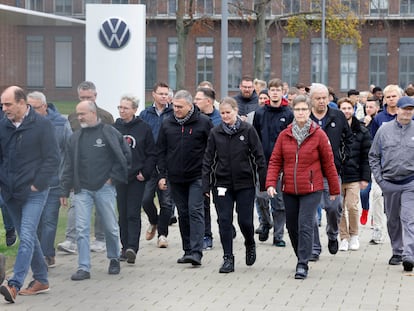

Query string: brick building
0 0 413 102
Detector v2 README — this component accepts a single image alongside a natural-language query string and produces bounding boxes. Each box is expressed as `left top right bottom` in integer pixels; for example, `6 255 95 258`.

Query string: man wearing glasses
233 75 259 121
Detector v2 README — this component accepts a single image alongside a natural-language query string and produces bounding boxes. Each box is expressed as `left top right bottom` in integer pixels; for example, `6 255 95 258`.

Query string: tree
232 0 364 80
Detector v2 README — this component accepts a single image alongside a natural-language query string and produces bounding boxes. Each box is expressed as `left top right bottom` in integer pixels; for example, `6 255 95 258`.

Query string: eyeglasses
31 105 44 110
293 108 309 112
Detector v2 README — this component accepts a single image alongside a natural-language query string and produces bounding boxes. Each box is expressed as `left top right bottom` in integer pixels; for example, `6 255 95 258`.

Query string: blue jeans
360 181 372 211
74 184 120 272
170 179 204 257
0 194 14 232
6 189 49 290
38 187 60 257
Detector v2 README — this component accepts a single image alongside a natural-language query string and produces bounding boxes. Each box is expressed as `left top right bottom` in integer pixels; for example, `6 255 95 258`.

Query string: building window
55 36 72 88
340 44 357 91
311 39 328 84
197 0 214 15
228 38 242 90
399 40 414 88
55 0 72 15
27 36 44 88
369 39 387 88
283 0 300 14
112 0 128 3
168 38 177 90
196 38 214 87
282 39 300 87
26 0 44 11
145 38 157 90
342 0 358 13
401 0 414 14
370 0 388 15
168 0 177 15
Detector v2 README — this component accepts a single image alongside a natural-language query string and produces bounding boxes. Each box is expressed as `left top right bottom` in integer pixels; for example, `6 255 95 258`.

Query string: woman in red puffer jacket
266 95 340 280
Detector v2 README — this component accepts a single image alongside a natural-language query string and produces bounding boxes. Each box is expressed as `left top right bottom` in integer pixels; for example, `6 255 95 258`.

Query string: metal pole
221 0 228 98
321 0 326 84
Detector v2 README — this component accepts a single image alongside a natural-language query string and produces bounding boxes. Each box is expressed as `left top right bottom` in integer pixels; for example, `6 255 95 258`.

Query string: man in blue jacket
0 86 59 303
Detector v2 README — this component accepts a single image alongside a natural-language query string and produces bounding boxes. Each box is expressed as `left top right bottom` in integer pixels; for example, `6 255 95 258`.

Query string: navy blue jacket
0 106 60 204
139 104 173 141
253 104 294 163
370 104 397 138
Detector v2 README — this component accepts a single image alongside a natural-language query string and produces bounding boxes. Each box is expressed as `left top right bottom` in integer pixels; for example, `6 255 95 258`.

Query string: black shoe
389 255 403 265
108 259 120 274
255 224 265 234
219 255 234 273
245 244 256 266
177 253 191 264
169 216 177 226
328 239 338 255
295 267 308 279
182 254 202 266
258 226 270 242
0 254 5 285
403 261 414 272
125 248 136 264
6 229 17 247
309 254 319 262
71 269 90 281
273 238 286 247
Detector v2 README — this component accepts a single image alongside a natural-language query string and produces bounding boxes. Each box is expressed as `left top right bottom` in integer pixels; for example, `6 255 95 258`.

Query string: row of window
145 37 414 91
25 0 414 17
25 35 414 92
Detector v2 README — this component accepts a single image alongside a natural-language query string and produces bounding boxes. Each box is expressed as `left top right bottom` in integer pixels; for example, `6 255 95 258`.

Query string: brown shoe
0 284 17 303
145 224 157 240
19 280 49 296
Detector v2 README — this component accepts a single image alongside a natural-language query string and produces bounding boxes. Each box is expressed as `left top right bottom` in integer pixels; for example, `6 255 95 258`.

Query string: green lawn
0 207 69 273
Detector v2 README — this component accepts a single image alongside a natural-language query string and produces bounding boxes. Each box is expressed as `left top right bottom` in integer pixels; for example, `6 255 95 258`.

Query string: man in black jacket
309 83 353 261
0 86 59 302
60 100 131 281
157 90 213 266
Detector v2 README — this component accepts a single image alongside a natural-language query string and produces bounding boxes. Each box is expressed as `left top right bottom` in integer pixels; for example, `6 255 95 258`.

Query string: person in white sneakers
337 98 372 251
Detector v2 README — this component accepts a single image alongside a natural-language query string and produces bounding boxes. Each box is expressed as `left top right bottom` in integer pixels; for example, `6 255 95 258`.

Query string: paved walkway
1 209 414 310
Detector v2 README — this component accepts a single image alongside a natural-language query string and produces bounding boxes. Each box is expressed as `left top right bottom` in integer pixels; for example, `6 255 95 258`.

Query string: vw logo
99 18 130 49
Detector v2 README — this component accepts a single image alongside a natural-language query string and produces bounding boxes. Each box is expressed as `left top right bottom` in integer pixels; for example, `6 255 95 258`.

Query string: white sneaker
90 240 106 252
57 240 77 254
157 235 168 248
339 239 349 251
349 235 360 251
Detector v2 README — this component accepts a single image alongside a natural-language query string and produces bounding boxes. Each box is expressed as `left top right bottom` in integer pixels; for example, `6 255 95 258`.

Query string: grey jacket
369 119 414 184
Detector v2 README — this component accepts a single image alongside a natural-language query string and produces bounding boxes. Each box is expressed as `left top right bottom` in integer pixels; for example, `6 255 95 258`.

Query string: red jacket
266 121 340 195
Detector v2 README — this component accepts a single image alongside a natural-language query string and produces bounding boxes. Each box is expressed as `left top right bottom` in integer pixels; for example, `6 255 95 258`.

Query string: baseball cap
397 96 414 108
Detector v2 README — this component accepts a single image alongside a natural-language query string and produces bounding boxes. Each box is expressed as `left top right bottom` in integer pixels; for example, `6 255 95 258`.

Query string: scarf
222 117 241 135
292 118 312 146
174 104 195 125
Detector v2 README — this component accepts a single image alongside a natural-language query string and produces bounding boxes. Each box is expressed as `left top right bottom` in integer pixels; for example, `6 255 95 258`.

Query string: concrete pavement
1 210 414 310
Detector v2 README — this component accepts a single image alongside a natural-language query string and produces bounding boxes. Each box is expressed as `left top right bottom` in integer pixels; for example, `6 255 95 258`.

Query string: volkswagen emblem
99 18 130 49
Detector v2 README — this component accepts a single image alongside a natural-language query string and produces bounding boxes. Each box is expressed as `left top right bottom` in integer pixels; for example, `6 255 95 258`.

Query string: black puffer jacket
157 107 213 183
341 116 371 183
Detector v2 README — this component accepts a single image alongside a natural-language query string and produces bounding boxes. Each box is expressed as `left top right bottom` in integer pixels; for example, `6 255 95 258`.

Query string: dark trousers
284 191 322 269
170 179 204 257
204 196 212 237
360 181 372 211
142 172 174 237
116 179 146 253
213 187 255 256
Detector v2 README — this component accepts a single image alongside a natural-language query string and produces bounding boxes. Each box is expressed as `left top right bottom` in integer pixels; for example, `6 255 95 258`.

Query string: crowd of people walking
1 77 414 304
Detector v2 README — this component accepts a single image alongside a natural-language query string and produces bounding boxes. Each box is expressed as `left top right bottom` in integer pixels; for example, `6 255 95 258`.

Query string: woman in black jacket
114 95 157 264
202 97 267 273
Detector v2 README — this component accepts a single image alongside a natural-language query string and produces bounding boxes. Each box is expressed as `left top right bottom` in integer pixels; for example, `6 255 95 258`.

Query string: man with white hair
308 83 353 261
